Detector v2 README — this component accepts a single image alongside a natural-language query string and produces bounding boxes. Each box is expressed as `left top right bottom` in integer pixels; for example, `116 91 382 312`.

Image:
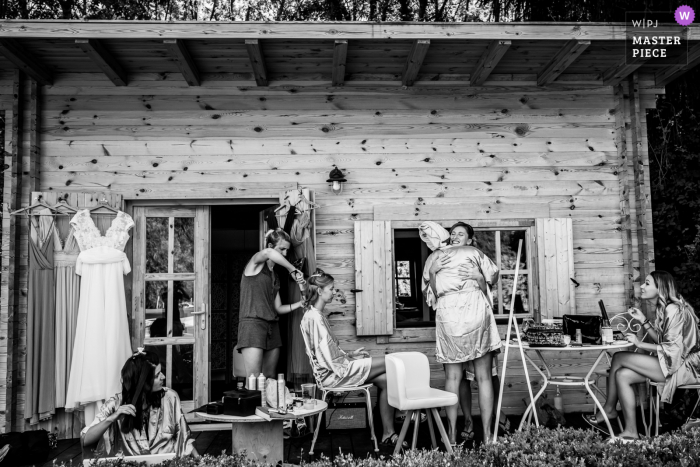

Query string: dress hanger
88 199 120 215
10 198 57 216
51 199 78 215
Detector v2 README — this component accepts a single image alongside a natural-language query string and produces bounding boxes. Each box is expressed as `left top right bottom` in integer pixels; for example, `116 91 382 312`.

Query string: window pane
175 281 195 337
146 218 168 274
396 261 410 278
501 230 527 270
500 274 529 314
397 279 411 297
474 230 496 261
174 217 194 273
145 281 167 337
145 280 195 338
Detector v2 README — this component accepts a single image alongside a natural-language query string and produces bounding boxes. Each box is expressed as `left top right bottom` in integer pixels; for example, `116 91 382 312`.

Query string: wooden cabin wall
0 70 661 435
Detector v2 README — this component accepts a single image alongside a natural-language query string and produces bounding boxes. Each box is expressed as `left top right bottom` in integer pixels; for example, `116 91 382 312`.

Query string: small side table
195 401 328 464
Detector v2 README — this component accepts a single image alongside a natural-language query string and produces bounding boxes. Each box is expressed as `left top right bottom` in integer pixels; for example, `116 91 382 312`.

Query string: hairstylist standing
237 228 306 381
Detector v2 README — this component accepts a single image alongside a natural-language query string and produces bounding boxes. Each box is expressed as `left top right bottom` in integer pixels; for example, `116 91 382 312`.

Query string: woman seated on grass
584 270 700 441
82 349 197 457
300 268 405 448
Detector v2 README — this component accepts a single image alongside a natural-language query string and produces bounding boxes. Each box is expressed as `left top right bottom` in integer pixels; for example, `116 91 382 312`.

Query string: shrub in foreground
71 426 700 467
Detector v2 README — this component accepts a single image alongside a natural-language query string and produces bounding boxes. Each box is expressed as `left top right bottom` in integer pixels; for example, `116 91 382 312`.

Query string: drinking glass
301 383 316 409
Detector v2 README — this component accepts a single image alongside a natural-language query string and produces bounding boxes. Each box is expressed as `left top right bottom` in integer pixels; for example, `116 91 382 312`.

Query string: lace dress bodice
70 210 134 252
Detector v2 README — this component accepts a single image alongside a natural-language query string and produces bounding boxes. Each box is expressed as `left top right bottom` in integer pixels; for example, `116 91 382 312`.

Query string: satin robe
81 389 196 458
655 302 700 402
300 306 371 389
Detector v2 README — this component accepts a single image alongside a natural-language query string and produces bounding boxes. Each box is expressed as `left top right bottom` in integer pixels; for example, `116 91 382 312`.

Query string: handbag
562 315 602 344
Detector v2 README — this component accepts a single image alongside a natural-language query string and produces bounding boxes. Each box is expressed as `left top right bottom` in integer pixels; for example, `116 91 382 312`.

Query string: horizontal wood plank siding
0 72 659 431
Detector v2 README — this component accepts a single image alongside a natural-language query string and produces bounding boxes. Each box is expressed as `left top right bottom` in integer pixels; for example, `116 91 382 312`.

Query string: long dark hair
119 349 161 433
303 268 334 311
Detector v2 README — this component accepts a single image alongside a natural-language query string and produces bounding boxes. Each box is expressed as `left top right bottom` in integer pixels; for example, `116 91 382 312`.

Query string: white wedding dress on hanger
64 210 134 426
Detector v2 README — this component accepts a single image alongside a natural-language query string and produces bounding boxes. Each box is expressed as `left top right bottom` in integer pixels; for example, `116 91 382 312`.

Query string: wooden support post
75 39 127 86
164 39 200 87
602 56 648 86
628 72 651 316
614 84 635 309
401 40 430 87
470 40 510 86
1 70 24 432
29 80 40 193
245 39 268 87
0 39 52 86
654 43 700 86
537 39 590 86
332 40 348 87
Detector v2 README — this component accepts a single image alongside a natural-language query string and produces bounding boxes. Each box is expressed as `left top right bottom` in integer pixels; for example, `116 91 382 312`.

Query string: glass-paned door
132 206 210 416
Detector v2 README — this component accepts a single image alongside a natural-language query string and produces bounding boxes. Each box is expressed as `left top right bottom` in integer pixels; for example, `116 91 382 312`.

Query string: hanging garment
288 210 316 386
25 209 56 424
65 210 134 423
53 216 82 409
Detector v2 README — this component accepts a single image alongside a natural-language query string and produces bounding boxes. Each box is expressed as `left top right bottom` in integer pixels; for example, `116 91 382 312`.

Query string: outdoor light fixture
327 167 347 195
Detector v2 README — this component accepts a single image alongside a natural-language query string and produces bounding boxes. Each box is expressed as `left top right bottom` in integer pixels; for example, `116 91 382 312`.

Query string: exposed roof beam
601 55 648 86
402 40 430 87
537 39 590 86
655 43 700 86
0 39 52 85
245 39 268 86
163 39 200 86
75 39 127 86
0 21 645 41
470 40 511 86
332 40 348 87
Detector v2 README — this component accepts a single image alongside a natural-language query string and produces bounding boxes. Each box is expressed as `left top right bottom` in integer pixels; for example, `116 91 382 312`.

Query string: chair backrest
385 352 431 410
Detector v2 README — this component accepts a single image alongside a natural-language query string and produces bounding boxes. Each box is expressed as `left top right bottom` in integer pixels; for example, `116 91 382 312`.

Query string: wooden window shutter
353 221 394 336
535 218 576 319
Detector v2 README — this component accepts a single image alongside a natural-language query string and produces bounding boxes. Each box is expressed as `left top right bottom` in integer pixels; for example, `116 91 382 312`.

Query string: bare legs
601 351 665 438
366 357 397 441
241 347 280 382
473 352 495 441
444 362 464 443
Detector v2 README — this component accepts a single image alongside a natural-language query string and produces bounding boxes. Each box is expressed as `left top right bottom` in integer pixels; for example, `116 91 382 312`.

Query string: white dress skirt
64 246 133 410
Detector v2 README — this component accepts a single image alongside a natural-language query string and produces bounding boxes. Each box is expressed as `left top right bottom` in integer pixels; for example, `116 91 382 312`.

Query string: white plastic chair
308 382 379 455
386 352 458 455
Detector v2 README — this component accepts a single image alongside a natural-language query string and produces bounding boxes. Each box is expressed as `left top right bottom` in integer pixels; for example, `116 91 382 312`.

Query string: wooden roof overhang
0 21 697 88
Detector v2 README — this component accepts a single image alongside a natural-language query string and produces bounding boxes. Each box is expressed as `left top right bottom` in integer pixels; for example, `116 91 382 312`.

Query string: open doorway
210 204 276 400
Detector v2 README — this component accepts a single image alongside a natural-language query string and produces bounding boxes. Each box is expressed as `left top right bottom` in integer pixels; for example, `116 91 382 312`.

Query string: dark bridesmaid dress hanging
25 208 56 424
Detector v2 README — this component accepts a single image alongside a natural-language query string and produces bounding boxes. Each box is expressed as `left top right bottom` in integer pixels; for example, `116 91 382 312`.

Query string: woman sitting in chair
584 270 700 441
300 268 404 448
81 349 198 458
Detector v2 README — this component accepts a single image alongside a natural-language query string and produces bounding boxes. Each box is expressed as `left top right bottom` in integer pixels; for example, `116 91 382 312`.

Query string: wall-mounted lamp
327 167 347 195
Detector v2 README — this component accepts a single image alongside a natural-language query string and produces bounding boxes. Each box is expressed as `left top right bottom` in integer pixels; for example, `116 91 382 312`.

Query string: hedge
75 426 700 467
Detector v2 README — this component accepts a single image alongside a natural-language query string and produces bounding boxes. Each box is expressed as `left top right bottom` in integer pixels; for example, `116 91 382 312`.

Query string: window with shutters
354 218 575 337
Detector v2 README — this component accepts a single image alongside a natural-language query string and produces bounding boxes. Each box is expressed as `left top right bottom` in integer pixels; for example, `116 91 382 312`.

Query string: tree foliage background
0 0 698 304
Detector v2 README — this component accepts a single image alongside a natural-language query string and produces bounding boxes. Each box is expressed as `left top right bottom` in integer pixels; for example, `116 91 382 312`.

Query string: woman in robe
81 349 197 458
421 221 500 444
300 269 405 448
584 270 700 441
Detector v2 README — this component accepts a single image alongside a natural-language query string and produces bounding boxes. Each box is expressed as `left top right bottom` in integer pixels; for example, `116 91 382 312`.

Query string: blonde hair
265 228 291 249
649 270 694 317
303 268 334 311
